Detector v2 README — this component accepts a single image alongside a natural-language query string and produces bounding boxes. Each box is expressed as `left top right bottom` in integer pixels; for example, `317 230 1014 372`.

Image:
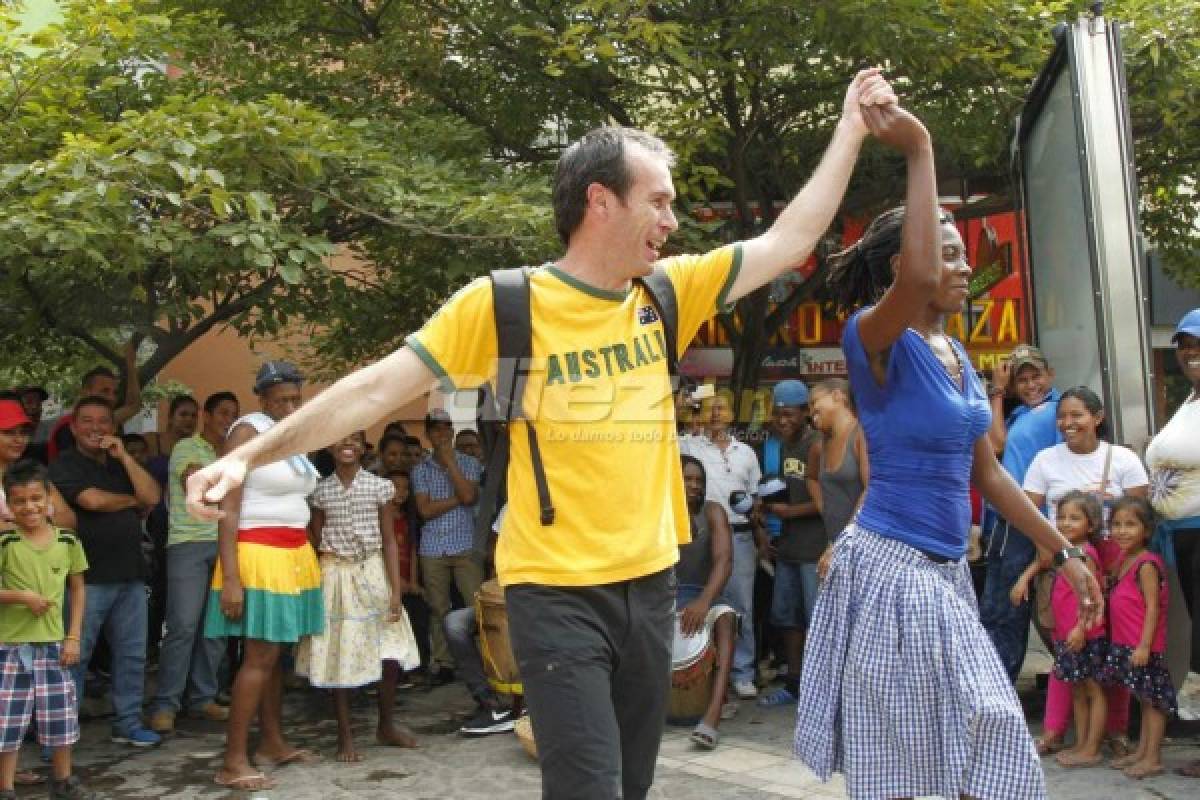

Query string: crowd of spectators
0 303 1197 790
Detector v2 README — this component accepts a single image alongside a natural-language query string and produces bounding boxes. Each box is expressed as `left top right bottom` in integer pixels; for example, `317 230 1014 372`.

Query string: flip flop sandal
1175 760 1200 778
254 748 321 768
15 770 44 785
214 771 276 790
689 722 719 750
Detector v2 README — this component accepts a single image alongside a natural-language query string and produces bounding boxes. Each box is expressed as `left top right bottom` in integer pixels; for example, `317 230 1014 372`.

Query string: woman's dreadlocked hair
822 206 955 315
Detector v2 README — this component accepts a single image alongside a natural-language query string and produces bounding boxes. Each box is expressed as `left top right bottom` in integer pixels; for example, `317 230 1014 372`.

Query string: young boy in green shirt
0 460 92 800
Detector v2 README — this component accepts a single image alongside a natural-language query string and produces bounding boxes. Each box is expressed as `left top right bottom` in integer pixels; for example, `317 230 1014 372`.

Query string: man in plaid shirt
410 410 483 685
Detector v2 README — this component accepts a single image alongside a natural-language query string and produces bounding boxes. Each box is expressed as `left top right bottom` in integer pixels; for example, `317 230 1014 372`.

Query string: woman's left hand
1062 557 1104 630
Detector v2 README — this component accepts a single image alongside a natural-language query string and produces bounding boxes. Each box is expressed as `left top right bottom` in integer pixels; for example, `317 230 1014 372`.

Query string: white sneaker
733 680 758 699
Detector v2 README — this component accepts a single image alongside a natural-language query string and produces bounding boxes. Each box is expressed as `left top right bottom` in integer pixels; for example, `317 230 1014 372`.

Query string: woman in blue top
792 104 1102 800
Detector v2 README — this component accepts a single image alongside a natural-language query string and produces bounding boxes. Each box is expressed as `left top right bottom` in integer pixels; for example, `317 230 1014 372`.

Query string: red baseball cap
0 399 33 431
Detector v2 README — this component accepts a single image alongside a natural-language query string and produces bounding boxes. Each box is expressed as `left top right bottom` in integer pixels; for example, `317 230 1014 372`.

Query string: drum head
671 612 710 670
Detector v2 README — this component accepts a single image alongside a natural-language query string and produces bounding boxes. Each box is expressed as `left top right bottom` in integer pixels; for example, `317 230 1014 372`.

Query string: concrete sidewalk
13 640 1200 799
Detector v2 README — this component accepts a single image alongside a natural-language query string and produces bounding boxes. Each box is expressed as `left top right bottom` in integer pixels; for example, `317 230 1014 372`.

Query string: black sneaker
49 775 96 800
460 706 517 736
428 667 455 687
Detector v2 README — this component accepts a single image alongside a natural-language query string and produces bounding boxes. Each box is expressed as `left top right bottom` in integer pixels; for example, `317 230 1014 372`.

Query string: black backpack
472 266 680 553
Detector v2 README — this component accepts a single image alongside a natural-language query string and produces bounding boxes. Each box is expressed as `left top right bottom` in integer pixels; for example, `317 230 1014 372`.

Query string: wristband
1052 545 1085 568
64 635 80 642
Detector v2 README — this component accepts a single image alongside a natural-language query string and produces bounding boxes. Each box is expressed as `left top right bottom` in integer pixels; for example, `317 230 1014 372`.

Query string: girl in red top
1011 490 1108 767
1102 496 1176 779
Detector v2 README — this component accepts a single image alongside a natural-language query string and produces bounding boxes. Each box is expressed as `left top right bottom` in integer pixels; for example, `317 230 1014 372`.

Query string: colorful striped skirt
794 524 1045 800
203 527 324 643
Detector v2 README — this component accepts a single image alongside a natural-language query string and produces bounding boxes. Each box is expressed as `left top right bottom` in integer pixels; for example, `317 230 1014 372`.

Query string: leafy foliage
0 0 551 390
4 0 1197 399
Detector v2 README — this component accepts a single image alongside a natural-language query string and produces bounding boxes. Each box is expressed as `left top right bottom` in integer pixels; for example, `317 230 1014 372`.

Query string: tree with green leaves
7 0 1197 408
0 0 550 394
166 0 1200 409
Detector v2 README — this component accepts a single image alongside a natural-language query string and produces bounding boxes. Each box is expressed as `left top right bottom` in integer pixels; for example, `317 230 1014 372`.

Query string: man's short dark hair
204 391 239 414
73 395 114 417
552 127 675 245
81 366 116 388
122 432 147 447
404 436 423 448
168 395 197 417
378 433 407 452
455 429 479 443
2 459 49 495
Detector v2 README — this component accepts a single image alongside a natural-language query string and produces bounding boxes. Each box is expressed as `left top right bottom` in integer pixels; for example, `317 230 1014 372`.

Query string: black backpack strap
473 267 555 554
636 267 680 381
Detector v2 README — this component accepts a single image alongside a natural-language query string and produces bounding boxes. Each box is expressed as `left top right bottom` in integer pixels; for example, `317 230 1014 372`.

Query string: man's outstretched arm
186 346 435 519
727 68 896 304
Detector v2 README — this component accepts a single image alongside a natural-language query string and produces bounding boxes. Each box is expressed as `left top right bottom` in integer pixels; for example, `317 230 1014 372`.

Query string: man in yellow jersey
187 69 919 799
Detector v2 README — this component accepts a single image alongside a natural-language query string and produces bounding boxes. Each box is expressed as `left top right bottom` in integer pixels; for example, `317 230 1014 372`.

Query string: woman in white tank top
202 362 323 791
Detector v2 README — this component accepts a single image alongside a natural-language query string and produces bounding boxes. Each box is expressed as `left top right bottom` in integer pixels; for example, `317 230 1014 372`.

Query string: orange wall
156 325 435 446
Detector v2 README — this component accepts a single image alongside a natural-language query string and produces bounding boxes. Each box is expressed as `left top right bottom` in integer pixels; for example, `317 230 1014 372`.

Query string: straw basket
514 714 537 760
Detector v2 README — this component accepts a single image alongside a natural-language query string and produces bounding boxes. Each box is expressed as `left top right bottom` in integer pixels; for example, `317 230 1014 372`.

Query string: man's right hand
185 456 248 521
992 359 1013 395
432 440 456 469
861 103 931 159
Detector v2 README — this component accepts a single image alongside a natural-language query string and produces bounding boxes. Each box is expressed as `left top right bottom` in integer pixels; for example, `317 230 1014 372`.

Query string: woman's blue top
842 308 992 559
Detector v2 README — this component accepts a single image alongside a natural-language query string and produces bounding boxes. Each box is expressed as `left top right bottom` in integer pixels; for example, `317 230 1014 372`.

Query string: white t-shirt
1145 396 1200 520
679 434 761 527
1023 442 1149 523
234 412 319 530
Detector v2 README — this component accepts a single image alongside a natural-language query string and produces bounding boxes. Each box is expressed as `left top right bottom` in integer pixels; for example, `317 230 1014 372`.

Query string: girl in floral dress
296 431 420 762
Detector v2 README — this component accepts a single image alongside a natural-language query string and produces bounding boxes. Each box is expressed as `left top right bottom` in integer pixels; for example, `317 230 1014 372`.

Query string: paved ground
12 636 1200 799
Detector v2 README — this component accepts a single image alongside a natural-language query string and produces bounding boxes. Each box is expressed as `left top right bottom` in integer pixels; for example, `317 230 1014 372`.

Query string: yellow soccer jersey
407 245 742 587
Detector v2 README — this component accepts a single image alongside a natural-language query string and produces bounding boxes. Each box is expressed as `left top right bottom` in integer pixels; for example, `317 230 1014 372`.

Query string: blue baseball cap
772 379 809 407
253 360 303 394
1173 308 1200 343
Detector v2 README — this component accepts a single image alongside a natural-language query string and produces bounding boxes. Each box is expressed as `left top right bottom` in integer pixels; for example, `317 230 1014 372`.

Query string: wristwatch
1053 545 1085 568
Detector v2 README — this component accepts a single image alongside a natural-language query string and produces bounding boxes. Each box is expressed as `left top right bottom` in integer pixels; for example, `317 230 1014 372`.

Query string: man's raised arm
186 346 435 519
727 68 897 304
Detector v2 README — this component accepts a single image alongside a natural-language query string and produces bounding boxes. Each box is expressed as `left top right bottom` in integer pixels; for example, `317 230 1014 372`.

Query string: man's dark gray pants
506 568 674 800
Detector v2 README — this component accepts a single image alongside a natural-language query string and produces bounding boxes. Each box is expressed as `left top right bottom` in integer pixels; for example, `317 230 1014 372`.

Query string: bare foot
335 746 363 763
1124 761 1164 779
253 746 321 767
214 768 276 790
1056 750 1102 768
376 726 418 748
1035 733 1065 756
1110 752 1141 770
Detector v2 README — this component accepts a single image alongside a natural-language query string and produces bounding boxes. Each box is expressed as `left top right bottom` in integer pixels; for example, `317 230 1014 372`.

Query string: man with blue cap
755 380 824 707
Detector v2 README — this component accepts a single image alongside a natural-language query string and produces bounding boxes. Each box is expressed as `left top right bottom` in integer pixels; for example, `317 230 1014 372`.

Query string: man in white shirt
680 391 762 699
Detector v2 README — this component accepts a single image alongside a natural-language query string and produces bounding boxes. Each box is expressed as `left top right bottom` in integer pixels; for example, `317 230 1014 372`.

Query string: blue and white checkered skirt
794 525 1045 800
